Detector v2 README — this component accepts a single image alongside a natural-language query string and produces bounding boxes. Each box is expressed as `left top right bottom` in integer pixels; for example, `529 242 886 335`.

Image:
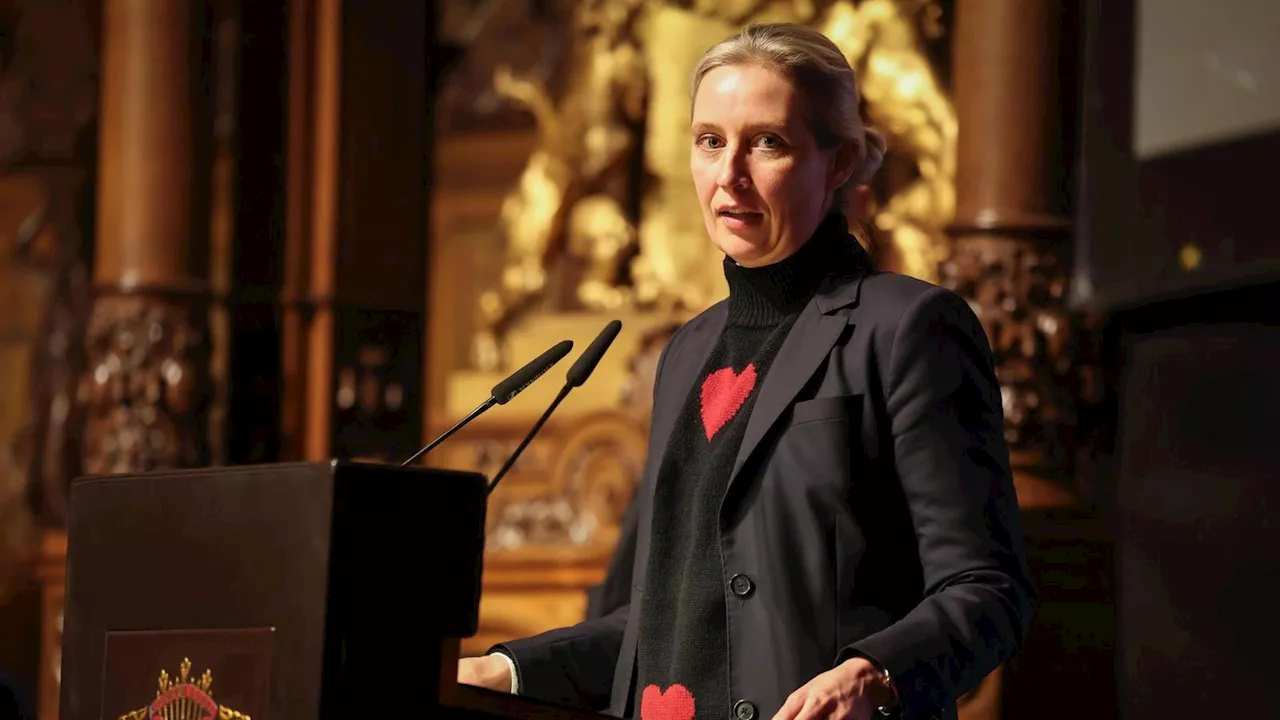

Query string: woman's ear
825 140 861 195
854 128 887 184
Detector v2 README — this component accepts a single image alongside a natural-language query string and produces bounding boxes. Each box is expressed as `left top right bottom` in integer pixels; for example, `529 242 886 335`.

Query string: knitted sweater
634 218 850 720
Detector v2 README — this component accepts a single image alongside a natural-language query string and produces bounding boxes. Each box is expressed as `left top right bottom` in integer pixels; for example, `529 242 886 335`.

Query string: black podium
59 461 608 719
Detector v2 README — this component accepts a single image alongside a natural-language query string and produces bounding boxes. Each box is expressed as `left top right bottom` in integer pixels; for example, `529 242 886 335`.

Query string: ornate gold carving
119 657 249 720
487 413 649 550
81 295 212 475
818 0 956 283
939 236 1083 471
619 321 682 418
464 548 611 657
438 434 555 491
473 0 648 370
469 0 955 372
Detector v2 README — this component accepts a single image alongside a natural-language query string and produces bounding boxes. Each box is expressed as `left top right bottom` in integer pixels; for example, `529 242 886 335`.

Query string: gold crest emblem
118 657 249 720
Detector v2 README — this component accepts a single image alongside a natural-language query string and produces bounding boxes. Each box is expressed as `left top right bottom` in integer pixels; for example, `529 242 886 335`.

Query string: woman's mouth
717 207 763 229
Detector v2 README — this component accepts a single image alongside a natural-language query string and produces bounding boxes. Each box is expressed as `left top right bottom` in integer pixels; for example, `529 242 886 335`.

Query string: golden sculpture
818 0 956 282
567 194 638 312
471 0 957 372
474 0 648 371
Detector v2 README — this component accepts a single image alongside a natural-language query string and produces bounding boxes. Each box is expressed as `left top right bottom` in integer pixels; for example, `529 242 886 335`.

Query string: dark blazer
498 261 1037 720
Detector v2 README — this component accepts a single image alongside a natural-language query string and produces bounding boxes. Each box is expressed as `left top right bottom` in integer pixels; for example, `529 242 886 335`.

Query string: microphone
400 339 574 467
487 320 623 496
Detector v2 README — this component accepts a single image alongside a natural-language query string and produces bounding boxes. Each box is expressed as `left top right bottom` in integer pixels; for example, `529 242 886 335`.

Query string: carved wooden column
84 0 213 475
942 2 1065 716
943 0 1078 502
944 4 1116 718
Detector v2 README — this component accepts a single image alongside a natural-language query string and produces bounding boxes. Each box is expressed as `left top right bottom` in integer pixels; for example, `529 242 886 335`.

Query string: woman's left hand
771 657 894 720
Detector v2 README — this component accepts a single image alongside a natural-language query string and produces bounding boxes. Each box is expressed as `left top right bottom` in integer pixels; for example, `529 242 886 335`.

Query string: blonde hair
690 23 887 213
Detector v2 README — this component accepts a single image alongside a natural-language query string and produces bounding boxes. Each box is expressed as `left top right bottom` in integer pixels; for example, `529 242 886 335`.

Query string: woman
459 22 1036 720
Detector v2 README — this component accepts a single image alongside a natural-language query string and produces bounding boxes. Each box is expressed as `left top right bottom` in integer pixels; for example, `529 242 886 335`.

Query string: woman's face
690 64 852 267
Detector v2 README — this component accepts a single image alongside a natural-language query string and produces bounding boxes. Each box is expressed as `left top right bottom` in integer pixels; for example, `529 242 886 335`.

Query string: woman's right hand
457 654 513 693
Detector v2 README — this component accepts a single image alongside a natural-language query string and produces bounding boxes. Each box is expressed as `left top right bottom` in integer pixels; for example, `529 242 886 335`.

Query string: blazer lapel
727 306 847 485
724 264 871 503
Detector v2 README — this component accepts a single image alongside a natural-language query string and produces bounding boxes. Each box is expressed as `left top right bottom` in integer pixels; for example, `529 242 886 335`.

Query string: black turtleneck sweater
634 218 851 720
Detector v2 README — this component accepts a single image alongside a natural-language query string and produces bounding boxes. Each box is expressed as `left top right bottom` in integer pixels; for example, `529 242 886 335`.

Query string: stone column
943 0 1080 505
83 0 214 475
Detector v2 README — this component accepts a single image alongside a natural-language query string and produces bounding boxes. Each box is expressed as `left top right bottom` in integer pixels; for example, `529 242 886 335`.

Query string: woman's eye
756 134 782 149
697 135 724 150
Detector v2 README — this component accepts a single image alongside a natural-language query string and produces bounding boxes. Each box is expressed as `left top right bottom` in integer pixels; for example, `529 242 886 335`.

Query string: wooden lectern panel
61 461 488 720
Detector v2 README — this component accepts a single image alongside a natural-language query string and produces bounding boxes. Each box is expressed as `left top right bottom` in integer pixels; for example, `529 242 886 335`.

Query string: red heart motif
640 683 695 720
700 363 757 440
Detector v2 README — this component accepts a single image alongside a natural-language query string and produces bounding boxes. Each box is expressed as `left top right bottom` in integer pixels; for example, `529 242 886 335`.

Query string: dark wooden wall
1076 0 1280 715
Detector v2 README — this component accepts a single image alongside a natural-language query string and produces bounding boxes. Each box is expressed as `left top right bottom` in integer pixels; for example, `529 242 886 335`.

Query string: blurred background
1 0 1277 718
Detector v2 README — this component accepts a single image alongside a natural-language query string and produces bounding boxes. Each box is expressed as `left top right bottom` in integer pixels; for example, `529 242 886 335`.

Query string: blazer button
733 699 758 720
729 573 754 597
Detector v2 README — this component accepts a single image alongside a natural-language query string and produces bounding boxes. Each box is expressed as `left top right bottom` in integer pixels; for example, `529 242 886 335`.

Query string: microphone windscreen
566 320 623 388
491 339 574 405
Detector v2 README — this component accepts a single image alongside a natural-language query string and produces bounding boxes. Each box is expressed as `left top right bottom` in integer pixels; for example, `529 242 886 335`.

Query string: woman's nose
716 151 751 190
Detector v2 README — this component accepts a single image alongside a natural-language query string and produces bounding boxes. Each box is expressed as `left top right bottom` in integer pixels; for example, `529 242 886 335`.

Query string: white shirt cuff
490 651 520 695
